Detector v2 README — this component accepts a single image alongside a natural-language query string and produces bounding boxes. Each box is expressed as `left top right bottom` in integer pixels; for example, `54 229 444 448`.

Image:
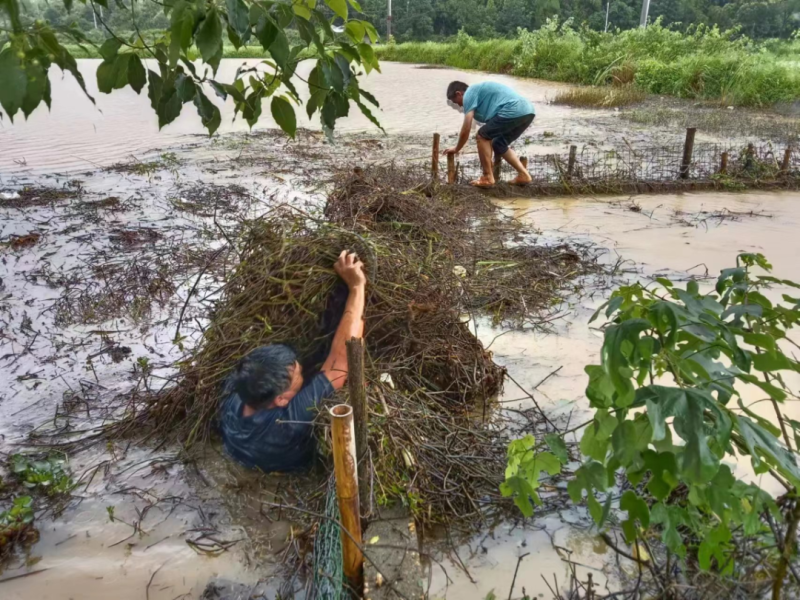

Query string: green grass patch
375 20 800 107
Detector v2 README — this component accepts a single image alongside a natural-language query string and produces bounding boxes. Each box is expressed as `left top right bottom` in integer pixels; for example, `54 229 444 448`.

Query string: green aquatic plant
11 453 74 496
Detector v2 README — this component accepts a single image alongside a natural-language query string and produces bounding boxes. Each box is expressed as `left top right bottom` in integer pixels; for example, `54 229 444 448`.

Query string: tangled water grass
103 166 601 526
376 20 800 107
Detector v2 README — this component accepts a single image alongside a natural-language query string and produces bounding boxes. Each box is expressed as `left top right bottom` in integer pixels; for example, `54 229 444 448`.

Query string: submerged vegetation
377 21 800 107
552 84 647 108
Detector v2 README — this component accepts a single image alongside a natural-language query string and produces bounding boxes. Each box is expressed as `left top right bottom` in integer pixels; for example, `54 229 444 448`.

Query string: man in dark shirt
219 250 367 473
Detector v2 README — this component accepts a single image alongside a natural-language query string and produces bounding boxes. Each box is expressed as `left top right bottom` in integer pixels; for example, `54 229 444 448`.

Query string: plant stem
772 498 800 600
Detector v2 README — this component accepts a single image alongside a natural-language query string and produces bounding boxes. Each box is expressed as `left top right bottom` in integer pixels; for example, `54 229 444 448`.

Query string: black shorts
477 114 535 156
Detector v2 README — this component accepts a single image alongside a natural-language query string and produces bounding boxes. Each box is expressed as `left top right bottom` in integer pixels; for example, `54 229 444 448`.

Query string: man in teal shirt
444 81 535 187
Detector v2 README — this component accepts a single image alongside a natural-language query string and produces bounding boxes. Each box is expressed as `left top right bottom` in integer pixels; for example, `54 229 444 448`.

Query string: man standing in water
444 80 535 187
219 250 366 473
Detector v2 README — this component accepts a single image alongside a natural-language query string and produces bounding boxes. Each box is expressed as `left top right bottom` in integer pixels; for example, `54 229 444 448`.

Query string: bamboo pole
447 153 456 184
567 145 577 178
719 151 729 174
679 127 696 179
330 404 363 584
492 155 502 181
520 156 528 170
431 133 440 179
346 337 369 515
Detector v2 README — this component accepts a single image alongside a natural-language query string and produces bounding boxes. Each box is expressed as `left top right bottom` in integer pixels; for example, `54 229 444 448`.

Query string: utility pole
604 1 610 32
387 0 392 39
639 0 650 27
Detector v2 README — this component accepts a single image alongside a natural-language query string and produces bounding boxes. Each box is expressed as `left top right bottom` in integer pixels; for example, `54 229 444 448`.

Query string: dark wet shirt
219 373 335 473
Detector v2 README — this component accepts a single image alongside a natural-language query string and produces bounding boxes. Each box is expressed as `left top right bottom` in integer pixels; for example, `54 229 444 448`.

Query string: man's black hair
447 81 469 101
232 344 297 409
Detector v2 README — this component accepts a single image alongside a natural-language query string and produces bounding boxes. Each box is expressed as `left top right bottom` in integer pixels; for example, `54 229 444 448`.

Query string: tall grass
375 19 800 107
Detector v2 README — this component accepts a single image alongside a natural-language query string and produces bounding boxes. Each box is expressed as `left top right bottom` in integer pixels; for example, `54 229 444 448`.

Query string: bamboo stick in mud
781 146 793 174
330 403 363 584
567 145 577 178
432 133 440 179
720 151 729 174
346 337 369 516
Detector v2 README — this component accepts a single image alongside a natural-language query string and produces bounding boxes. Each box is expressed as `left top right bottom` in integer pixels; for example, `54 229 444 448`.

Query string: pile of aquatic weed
109 167 599 525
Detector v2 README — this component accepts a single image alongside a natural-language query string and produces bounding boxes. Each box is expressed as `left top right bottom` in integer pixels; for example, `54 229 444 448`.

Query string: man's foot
510 173 533 186
469 176 495 188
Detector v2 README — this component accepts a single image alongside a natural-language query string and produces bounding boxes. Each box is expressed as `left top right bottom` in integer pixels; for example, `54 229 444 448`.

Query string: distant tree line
358 0 800 40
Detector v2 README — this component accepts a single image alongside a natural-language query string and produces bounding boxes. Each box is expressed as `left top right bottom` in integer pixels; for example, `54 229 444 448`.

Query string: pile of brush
116 166 599 523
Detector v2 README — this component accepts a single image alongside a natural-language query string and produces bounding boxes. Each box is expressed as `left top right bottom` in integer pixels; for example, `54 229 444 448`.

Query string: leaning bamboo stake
781 146 792 174
492 155 502 181
567 145 577 178
330 404 363 585
447 153 456 184
719 151 729 174
346 337 369 515
431 133 440 179
520 156 528 170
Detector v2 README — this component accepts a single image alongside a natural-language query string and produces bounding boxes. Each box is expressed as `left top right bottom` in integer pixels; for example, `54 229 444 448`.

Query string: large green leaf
325 0 348 20
193 88 221 135
736 415 800 487
544 433 568 464
197 7 223 72
0 48 27 121
567 461 608 503
226 0 251 39
620 490 650 543
601 319 651 407
271 96 296 138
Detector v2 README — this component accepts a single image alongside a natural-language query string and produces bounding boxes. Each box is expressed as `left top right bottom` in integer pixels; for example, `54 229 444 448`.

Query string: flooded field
1 59 799 600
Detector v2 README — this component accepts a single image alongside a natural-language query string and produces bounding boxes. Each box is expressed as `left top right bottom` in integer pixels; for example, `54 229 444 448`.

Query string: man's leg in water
473 134 495 186
502 147 532 184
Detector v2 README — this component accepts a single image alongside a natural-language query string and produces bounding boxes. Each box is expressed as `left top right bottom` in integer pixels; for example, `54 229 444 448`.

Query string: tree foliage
504 253 800 579
0 0 382 136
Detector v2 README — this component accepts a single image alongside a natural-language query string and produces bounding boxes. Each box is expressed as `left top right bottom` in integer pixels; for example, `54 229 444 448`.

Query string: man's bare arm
443 110 475 155
321 251 366 390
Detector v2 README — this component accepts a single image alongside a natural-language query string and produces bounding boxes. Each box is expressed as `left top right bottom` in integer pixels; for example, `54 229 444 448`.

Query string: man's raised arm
443 110 475 156
321 250 367 390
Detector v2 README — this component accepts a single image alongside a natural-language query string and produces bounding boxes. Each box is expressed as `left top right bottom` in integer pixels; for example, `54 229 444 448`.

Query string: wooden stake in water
447 153 456 184
432 133 440 179
330 404 363 585
567 145 577 178
781 146 793 174
679 127 696 179
720 151 729 174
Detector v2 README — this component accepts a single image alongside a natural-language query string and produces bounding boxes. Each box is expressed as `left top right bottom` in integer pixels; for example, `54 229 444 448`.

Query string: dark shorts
478 114 535 156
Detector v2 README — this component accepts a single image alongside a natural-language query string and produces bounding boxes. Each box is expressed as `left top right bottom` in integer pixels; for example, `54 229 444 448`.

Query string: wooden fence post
346 337 369 516
330 404 363 587
447 153 456 184
781 146 792 174
719 151 729 174
679 127 696 179
492 155 502 181
431 133 440 179
520 156 528 171
745 143 755 170
567 145 577 178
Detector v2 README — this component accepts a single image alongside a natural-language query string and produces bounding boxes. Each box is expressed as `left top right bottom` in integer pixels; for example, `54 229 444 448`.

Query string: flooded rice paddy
1 60 798 599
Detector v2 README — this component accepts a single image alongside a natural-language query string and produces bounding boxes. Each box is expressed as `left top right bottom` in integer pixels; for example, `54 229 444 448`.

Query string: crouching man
444 80 535 187
219 250 366 473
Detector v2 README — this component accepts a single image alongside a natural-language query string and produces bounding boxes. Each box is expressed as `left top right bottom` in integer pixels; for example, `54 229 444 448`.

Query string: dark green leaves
270 96 296 138
194 88 221 136
225 0 251 42
197 7 223 72
500 435 564 518
620 490 650 543
0 48 28 121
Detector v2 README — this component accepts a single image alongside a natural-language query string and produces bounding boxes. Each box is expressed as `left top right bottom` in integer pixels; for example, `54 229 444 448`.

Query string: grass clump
377 19 800 107
553 85 646 107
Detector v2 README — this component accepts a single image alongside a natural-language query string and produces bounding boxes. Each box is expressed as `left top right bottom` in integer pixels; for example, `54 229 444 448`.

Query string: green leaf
255 12 278 49
348 0 362 11
567 461 607 503
170 1 197 66
193 88 221 135
325 0 348 20
128 56 146 94
345 20 365 43
612 419 651 465
21 60 47 118
751 350 797 372
0 48 27 121
99 38 122 61
580 409 617 462
355 98 383 131
620 490 650 543
226 0 251 40
363 20 378 43
544 433 568 464
642 450 679 500
698 523 731 572
269 30 290 70
601 319 651 407
358 42 379 73
736 415 800 487
585 365 615 408
271 96 296 138
176 73 196 101
650 503 687 557
197 7 223 72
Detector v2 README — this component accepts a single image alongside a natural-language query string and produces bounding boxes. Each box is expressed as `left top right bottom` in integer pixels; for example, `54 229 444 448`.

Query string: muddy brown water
2 60 800 599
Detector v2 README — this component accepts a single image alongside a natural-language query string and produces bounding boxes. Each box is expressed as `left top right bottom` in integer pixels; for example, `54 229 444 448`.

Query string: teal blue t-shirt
462 82 535 123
